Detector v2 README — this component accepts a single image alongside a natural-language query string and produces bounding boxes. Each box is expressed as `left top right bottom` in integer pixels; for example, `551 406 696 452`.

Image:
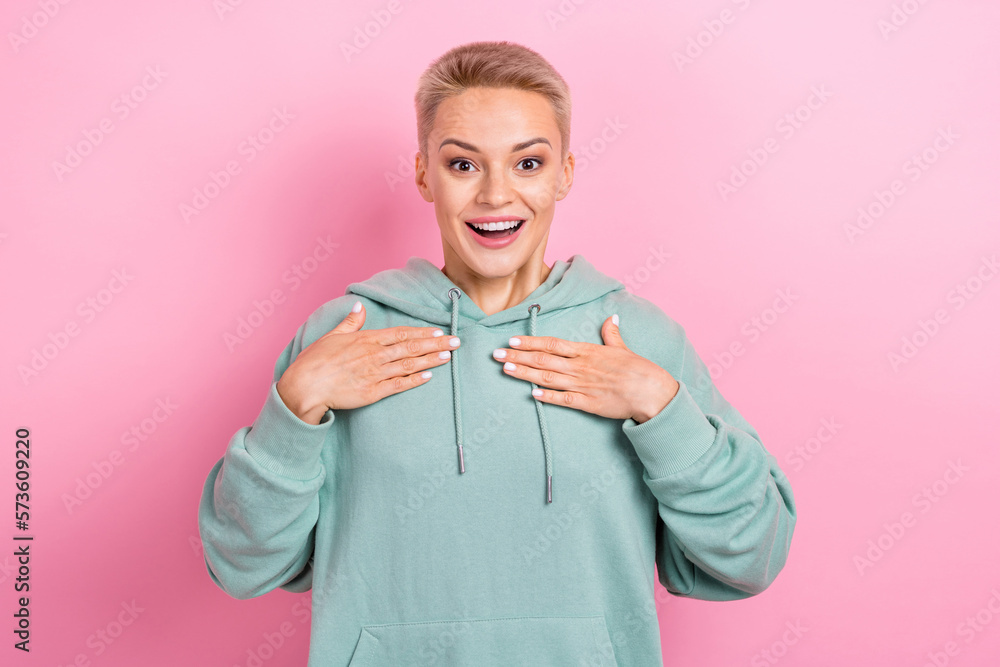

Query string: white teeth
469 219 523 231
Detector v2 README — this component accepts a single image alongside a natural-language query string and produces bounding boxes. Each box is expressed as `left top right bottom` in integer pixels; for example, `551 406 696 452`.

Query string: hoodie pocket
346 614 619 667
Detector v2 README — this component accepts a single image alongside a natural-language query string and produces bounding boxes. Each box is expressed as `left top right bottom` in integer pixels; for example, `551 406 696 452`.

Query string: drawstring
447 289 554 503
528 302 554 503
448 287 465 474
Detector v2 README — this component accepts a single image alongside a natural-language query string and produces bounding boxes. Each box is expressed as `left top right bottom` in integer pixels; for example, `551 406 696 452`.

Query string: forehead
432 87 558 148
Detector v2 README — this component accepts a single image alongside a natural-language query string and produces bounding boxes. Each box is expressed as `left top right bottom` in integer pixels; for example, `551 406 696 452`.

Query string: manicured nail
492 348 506 359
532 388 543 397
612 313 619 326
509 337 521 347
439 350 451 360
432 329 444 337
352 300 362 313
421 371 432 378
504 362 516 371
450 337 460 347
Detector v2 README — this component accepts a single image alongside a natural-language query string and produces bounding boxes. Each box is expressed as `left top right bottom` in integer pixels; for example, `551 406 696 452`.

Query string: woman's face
415 87 574 281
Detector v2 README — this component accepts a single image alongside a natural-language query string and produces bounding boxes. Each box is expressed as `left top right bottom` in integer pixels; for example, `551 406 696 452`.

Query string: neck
440 249 552 317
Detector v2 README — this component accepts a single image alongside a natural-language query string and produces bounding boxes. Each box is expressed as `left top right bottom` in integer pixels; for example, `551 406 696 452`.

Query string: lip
465 215 525 223
465 217 527 249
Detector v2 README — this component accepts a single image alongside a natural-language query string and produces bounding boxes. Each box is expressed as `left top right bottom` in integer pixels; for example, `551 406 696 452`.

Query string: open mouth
466 220 525 239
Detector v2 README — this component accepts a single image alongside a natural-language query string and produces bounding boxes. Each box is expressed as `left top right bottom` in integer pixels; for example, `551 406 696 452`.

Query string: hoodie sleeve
197 313 337 600
619 303 797 601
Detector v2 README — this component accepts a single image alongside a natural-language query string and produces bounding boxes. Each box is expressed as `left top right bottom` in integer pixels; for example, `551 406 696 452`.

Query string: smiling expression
415 86 575 279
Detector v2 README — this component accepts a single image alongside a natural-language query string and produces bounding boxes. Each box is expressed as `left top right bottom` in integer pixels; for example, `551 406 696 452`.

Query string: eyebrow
438 137 551 153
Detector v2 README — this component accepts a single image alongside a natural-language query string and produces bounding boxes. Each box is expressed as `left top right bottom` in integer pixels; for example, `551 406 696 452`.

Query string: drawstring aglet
547 475 552 503
458 444 465 473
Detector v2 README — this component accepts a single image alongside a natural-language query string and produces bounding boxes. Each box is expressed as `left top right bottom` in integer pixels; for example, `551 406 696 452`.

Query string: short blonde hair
414 40 572 162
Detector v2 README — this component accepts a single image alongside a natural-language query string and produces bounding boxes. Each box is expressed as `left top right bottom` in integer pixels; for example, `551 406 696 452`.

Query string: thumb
331 300 366 333
601 313 625 347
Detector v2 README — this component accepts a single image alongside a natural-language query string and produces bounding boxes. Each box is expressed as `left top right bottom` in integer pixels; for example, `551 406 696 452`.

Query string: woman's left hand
492 314 680 424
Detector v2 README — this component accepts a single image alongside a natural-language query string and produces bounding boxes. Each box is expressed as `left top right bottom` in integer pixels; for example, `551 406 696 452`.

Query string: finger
369 364 437 403
529 386 591 411
500 334 581 380
379 327 461 365
508 334 580 358
371 326 449 346
500 359 574 391
328 300 366 334
383 344 457 379
494 345 576 377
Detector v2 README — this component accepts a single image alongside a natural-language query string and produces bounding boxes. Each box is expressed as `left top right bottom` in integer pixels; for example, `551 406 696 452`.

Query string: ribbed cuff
622 380 717 479
243 381 334 479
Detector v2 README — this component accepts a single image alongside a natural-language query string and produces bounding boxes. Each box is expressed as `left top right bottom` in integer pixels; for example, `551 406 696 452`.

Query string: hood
345 255 625 504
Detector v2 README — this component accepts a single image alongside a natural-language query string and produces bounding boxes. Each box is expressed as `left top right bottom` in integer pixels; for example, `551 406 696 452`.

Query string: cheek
440 179 480 208
439 190 466 216
523 181 560 212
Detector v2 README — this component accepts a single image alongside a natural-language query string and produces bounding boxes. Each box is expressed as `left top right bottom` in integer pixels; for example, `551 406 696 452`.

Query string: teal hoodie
198 254 796 667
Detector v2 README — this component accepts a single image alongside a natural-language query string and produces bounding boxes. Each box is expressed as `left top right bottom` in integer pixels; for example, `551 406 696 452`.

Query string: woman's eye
448 158 542 173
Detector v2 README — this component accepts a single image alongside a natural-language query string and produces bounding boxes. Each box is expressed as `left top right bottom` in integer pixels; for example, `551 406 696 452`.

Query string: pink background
3 1 999 665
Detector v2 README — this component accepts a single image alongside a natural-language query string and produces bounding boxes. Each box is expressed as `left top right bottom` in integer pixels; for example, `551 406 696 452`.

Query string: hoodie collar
345 255 624 504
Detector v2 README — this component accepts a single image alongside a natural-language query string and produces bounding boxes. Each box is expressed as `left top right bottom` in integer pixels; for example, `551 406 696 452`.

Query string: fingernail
439 350 451 360
504 362 516 371
432 329 444 337
352 300 362 313
421 371 433 378
612 313 619 326
493 348 506 359
509 337 521 347
450 337 461 347
532 388 543 397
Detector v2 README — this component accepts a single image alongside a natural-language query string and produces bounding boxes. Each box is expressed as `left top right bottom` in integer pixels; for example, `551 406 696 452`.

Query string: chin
463 248 530 275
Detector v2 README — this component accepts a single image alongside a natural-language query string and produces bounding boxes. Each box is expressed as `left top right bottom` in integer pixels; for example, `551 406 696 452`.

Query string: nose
477 169 514 207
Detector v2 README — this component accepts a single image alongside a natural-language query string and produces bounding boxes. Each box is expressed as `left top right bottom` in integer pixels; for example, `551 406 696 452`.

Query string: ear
414 150 434 203
555 151 575 201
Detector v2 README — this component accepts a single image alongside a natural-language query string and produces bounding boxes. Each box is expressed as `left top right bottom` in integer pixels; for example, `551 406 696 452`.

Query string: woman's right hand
275 301 460 425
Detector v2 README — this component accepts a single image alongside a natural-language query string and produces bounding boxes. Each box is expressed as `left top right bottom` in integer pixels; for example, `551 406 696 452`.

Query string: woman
198 40 796 666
